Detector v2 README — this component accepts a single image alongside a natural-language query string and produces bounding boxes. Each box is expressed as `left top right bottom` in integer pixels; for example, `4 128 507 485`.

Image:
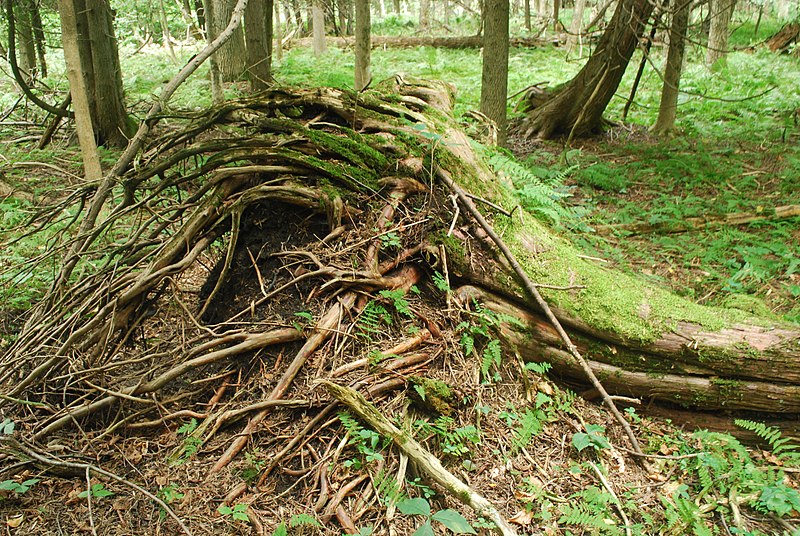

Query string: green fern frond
512 409 544 452
481 339 502 378
289 513 321 528
356 300 390 340
735 419 800 461
558 503 614 532
481 146 575 224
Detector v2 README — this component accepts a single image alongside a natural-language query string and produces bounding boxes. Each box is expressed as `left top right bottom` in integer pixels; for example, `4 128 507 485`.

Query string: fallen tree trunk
595 204 800 235
287 34 551 49
2 76 799 453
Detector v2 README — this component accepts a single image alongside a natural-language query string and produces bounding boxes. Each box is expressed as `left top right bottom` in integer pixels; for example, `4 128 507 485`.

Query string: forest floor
1 25 800 536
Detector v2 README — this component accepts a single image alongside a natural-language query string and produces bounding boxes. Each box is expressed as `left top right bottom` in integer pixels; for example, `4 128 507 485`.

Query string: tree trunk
480 0 509 145
706 0 735 67
274 0 283 60
28 0 47 77
517 0 655 139
394 0 400 14
177 0 205 38
651 0 691 135
552 0 560 31
354 0 370 90
194 0 207 30
14 0 36 82
524 0 531 30
207 0 248 80
419 0 430 31
245 0 273 90
82 0 131 147
312 0 327 55
56 0 103 181
565 0 587 56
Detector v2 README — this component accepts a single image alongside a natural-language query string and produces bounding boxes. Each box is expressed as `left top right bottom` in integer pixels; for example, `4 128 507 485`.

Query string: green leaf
271 523 288 536
572 432 593 452
432 509 477 534
412 519 436 536
398 497 431 517
0 419 15 435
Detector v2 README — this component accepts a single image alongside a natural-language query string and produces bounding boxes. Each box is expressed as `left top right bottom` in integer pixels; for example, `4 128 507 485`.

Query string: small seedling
218 503 249 522
78 483 114 499
0 478 39 496
572 424 611 453
397 497 476 535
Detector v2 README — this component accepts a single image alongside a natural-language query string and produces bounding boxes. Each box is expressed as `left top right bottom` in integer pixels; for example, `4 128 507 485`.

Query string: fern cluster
481 146 577 225
415 415 480 457
735 419 800 466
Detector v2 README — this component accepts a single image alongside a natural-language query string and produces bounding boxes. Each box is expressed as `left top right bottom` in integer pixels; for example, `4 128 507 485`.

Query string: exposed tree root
1 77 799 534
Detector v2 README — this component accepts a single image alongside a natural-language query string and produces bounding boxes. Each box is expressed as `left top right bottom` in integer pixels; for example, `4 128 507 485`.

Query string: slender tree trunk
706 0 735 67
176 0 205 38
354 0 370 90
552 0 560 31
160 0 179 62
274 0 283 60
419 0 430 30
15 1 36 81
56 0 102 181
29 0 47 77
312 0 327 55
245 0 273 90
207 0 248 80
651 0 690 135
524 0 531 30
480 0 509 145
566 0 586 55
393 0 400 14
194 0 207 29
518 0 655 139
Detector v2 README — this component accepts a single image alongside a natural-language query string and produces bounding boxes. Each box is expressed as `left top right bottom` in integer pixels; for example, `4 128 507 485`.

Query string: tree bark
207 0 248 80
245 0 273 90
517 0 655 139
82 0 131 147
419 0 430 31
354 0 370 90
706 0 735 67
56 0 103 181
15 0 37 81
480 0 509 145
652 0 691 135
565 0 587 56
29 0 47 77
312 0 327 55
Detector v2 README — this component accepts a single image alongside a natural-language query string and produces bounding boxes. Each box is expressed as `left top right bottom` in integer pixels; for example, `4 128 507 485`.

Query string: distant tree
354 0 370 90
14 0 37 81
565 0 587 56
207 0 247 79
245 0 273 89
419 0 430 30
517 0 655 139
706 0 735 67
652 0 691 135
312 0 326 55
56 0 102 180
480 0 509 145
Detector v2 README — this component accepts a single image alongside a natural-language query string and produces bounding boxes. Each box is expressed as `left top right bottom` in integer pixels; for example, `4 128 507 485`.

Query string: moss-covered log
2 76 799 451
